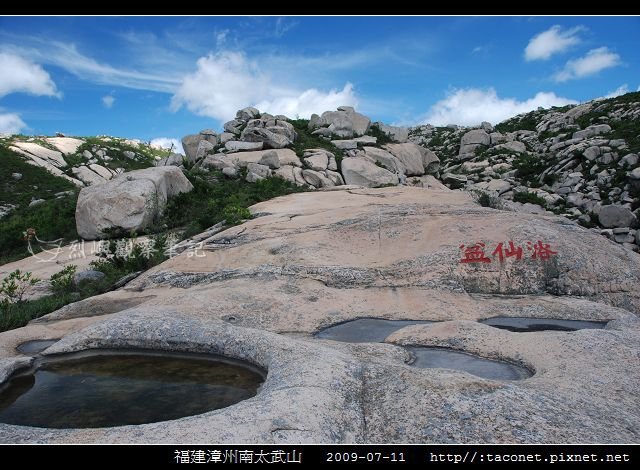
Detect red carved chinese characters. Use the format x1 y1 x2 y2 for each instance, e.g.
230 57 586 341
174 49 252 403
492 241 523 262
459 240 557 264
459 242 491 264
527 240 558 260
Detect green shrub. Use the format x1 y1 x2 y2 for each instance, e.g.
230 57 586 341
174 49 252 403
366 124 393 145
0 293 76 332
222 205 251 225
513 191 547 207
288 119 345 169
512 153 547 185
161 170 304 234
0 270 39 306
50 265 77 295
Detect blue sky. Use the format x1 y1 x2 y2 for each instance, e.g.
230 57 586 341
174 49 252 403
0 16 638 152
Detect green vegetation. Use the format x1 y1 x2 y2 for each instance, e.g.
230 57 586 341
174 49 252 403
0 145 80 264
512 153 547 187
0 235 170 332
513 191 547 207
0 144 76 208
366 124 393 145
0 270 38 306
470 190 501 209
0 291 77 332
495 114 539 134
288 119 346 170
50 264 77 295
161 168 306 238
69 137 160 176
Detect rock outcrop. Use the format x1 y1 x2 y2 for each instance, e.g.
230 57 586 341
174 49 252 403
409 91 640 252
75 167 193 240
2 186 639 444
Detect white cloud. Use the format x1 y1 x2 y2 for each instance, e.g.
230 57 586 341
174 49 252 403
524 25 584 61
554 47 621 82
0 52 60 98
604 84 629 99
2 41 181 93
255 84 357 119
215 30 229 47
150 137 184 155
0 112 27 135
102 95 115 108
171 51 358 122
421 87 576 127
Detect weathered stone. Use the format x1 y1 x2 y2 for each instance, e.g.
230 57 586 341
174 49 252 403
225 141 264 153
72 270 106 288
222 167 238 178
246 163 271 179
155 153 184 167
224 119 244 135
303 153 328 171
45 137 84 155
583 146 601 161
325 170 345 186
341 157 399 187
493 141 526 153
240 128 291 149
572 124 612 141
363 147 405 175
302 169 333 188
459 129 490 155
88 164 113 180
257 150 281 169
75 167 193 240
489 132 507 145
373 123 409 143
273 165 296 184
28 199 45 207
181 134 202 162
71 166 106 186
314 107 371 138
598 205 638 229
236 107 260 121
384 143 428 176
12 142 67 168
331 140 358 150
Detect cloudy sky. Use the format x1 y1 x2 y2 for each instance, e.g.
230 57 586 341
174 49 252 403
0 16 638 151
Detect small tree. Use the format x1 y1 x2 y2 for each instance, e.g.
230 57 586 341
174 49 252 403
0 270 39 313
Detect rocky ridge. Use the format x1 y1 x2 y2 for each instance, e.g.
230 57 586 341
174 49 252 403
409 92 640 252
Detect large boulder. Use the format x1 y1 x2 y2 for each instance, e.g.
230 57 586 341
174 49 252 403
311 107 371 138
459 129 490 155
75 167 193 240
240 128 291 149
572 124 612 141
373 123 409 143
384 143 440 176
341 157 399 187
363 147 405 175
598 205 638 229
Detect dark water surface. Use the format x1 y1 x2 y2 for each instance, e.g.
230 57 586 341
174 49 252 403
407 347 532 381
480 317 607 332
0 351 265 428
315 318 435 343
16 339 59 355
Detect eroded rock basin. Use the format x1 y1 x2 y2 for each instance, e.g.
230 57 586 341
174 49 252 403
480 317 608 332
315 318 435 343
407 347 532 381
16 339 59 355
0 350 265 429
